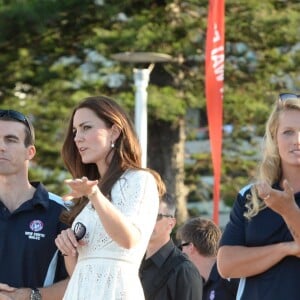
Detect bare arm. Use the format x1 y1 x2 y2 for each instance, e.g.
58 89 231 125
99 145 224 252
63 253 78 276
0 279 69 300
0 285 15 300
89 187 140 249
39 279 69 300
55 229 79 275
0 293 13 300
63 177 142 249
217 241 300 278
283 207 300 244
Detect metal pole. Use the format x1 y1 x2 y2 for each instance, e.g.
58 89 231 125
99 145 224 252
133 67 152 167
111 53 172 168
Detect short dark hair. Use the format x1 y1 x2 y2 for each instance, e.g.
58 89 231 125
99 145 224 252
23 119 35 146
0 110 35 146
160 193 176 216
177 217 221 257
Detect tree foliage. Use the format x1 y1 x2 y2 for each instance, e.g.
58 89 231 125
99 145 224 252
0 0 299 207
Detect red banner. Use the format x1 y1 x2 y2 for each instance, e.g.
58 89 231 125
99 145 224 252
205 0 225 225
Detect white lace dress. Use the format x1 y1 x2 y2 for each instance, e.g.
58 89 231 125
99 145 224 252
63 169 159 300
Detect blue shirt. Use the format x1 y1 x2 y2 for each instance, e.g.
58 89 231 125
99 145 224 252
0 182 68 288
203 263 238 300
220 183 300 300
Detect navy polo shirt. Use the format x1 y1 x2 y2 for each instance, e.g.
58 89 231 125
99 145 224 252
220 183 300 300
0 182 68 288
203 262 238 300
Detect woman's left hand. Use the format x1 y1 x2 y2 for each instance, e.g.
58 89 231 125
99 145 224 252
256 179 296 216
55 228 79 257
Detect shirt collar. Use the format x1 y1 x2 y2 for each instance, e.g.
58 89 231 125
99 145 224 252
30 182 50 209
148 239 174 268
205 262 219 284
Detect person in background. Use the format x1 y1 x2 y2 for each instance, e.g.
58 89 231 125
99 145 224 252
0 110 68 300
176 217 238 300
217 93 300 300
55 95 162 300
139 193 203 300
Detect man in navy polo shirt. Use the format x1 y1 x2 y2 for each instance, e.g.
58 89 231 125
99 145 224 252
0 110 68 300
177 217 239 300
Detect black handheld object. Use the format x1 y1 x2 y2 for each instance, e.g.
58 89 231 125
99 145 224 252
73 222 86 241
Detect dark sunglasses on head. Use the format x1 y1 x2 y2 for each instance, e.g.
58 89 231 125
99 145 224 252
156 213 174 222
279 93 300 102
178 242 191 251
0 109 32 135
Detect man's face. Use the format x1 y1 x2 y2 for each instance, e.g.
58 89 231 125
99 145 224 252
149 202 176 245
0 120 35 176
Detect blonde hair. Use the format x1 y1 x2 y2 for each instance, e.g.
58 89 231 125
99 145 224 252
245 96 300 219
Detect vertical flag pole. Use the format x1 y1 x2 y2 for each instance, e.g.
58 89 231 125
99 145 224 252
205 0 225 225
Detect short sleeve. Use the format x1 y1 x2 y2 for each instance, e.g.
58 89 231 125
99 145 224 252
112 170 159 238
220 185 251 247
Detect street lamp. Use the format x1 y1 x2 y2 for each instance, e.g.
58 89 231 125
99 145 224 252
111 52 173 167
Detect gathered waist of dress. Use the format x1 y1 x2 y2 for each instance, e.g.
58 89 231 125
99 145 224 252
77 252 140 266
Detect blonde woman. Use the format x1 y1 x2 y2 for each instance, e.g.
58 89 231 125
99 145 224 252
218 93 300 300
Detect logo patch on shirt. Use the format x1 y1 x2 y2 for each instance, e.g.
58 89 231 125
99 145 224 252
209 290 215 300
30 220 44 232
25 220 46 240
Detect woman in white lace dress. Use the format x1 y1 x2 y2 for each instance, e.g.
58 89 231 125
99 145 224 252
55 96 163 300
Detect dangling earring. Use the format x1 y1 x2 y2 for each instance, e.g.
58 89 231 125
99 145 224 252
111 141 115 148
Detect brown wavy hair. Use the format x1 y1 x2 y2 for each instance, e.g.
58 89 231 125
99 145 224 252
60 95 165 225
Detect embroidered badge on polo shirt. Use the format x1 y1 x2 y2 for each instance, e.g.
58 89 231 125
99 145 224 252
209 290 215 300
25 220 46 240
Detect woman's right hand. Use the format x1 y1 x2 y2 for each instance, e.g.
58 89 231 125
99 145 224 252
55 228 79 257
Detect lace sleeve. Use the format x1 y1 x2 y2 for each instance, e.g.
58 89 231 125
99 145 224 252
112 170 159 236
